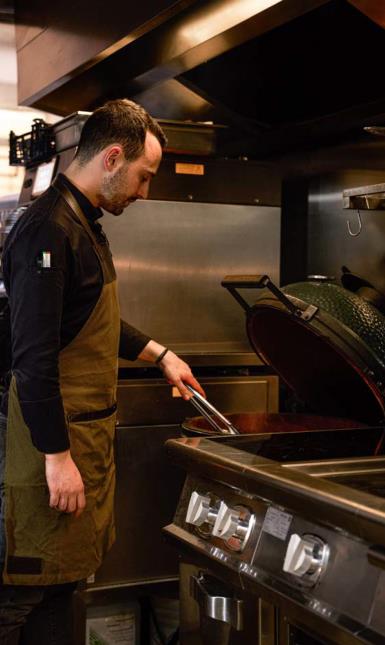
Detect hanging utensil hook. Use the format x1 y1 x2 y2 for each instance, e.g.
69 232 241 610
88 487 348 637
347 209 362 237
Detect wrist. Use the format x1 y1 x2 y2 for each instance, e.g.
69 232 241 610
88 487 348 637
155 347 169 366
45 449 70 462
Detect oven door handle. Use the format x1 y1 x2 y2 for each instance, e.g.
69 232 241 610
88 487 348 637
190 574 243 630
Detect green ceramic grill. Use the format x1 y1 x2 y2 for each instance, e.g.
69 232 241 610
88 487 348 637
222 275 385 425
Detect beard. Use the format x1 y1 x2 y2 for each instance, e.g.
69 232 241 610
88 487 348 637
97 167 135 215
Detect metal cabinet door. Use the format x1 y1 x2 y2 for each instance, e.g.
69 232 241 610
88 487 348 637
180 562 276 645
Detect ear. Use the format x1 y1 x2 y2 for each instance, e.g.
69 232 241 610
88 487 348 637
103 145 124 172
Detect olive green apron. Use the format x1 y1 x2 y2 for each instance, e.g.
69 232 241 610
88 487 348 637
2 183 120 585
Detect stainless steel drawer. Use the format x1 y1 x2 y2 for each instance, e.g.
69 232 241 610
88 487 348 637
116 375 279 426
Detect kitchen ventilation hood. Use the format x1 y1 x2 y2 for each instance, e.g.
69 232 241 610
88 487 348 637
14 0 385 157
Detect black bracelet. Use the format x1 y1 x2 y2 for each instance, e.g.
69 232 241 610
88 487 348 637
155 348 169 365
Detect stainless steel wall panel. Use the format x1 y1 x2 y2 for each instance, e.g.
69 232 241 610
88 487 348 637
307 170 385 290
102 200 281 355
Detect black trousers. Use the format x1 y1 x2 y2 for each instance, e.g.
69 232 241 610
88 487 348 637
0 413 77 645
0 582 77 645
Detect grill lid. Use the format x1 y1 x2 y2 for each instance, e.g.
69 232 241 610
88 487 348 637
222 274 385 424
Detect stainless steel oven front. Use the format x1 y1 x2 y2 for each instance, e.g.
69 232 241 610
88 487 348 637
178 560 361 645
165 434 385 645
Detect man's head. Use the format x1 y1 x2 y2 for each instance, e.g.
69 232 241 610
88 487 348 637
69 99 166 214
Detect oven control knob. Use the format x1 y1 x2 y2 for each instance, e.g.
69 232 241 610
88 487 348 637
283 533 329 580
186 492 212 526
212 501 241 540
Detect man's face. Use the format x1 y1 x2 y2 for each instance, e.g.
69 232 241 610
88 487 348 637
98 131 162 215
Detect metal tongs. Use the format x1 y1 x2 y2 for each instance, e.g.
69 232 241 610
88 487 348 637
186 385 240 435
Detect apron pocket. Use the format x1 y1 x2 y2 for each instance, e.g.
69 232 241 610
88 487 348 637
5 483 103 582
68 403 117 423
68 406 117 488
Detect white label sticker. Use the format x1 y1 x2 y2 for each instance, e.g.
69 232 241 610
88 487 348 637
262 506 292 541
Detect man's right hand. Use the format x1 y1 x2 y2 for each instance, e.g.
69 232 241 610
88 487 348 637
45 450 86 517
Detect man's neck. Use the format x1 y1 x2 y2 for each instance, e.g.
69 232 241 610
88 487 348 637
64 163 99 207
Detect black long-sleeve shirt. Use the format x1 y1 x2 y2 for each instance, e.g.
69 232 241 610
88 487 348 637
1 174 151 453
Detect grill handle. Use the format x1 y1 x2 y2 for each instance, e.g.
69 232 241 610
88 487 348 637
222 274 318 321
190 574 243 630
186 385 239 435
221 274 299 314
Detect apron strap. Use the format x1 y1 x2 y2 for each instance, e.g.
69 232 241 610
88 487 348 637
52 178 104 261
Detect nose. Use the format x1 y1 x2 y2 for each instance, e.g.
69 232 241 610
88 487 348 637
137 182 150 200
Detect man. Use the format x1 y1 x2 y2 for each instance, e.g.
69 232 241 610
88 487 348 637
0 99 204 644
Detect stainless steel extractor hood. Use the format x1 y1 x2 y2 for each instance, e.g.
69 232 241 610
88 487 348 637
14 0 385 157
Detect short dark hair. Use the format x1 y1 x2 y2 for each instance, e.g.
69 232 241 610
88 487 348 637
74 99 167 164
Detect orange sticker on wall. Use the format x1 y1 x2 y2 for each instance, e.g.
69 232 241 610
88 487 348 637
175 163 205 176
